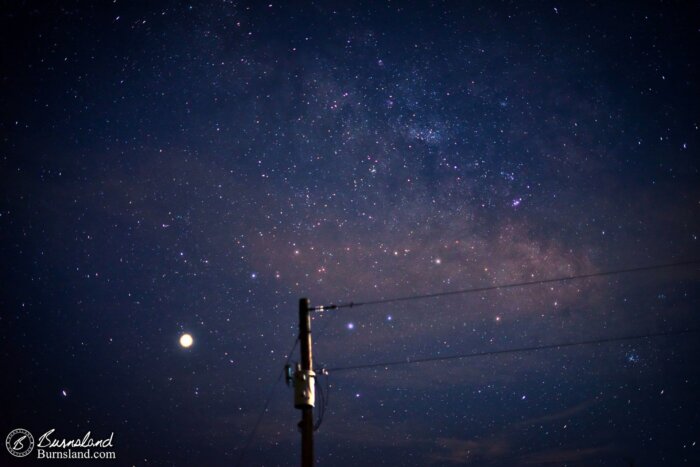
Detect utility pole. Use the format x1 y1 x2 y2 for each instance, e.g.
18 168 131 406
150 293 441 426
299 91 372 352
295 297 315 467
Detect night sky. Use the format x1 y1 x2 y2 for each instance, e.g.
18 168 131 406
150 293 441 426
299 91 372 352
2 1 700 466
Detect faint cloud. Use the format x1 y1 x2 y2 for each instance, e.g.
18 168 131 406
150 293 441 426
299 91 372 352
431 435 510 464
519 445 616 465
514 398 598 428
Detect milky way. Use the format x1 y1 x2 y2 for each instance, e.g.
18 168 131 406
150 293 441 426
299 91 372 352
1 2 699 466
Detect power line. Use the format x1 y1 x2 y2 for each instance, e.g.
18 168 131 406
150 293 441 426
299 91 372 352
314 259 700 312
234 336 298 467
326 328 700 373
313 370 329 431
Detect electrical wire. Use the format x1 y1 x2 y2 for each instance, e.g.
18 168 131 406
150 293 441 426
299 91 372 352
322 372 330 426
311 318 333 431
237 259 699 449
234 336 299 467
313 373 326 431
285 337 300 368
316 259 700 311
325 328 700 373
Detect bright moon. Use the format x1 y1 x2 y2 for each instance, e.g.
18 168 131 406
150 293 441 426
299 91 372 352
179 333 193 348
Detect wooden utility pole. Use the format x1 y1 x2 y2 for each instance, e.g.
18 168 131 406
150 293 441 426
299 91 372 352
296 298 314 467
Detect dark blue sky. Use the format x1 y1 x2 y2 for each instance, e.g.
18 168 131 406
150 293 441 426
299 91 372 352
1 1 699 466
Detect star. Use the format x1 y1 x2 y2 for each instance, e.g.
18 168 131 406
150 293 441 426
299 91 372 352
179 333 194 348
